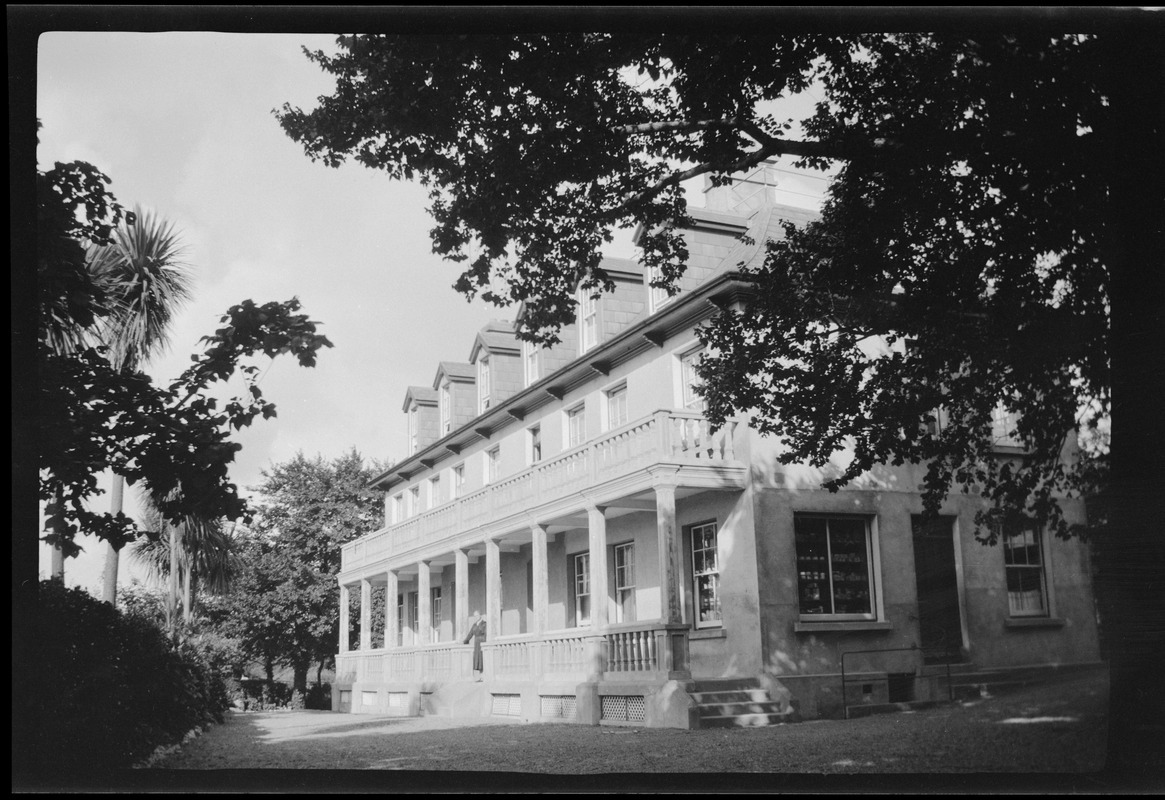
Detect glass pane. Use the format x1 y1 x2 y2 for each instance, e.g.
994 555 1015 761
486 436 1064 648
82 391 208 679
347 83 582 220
794 517 832 615
1007 566 1046 614
696 574 721 623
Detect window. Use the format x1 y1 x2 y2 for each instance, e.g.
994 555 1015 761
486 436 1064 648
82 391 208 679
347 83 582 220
452 464 465 499
428 475 441 509
408 403 419 454
690 522 722 628
1003 524 1048 616
523 340 540 386
408 486 421 517
528 424 543 465
572 552 591 627
485 446 500 484
478 357 491 412
579 290 599 352
605 384 628 430
794 515 877 619
566 403 586 448
390 493 404 524
646 264 674 312
396 594 404 646
431 586 443 636
991 404 1023 448
679 348 705 410
614 543 636 623
408 591 419 641
440 382 452 434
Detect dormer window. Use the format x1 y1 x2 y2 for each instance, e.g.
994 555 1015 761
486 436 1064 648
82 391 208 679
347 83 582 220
478 357 491 412
647 264 674 313
579 290 598 353
408 403 419 454
523 340 540 386
440 382 452 434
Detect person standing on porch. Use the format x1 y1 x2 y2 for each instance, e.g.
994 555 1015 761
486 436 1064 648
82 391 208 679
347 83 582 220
464 611 486 681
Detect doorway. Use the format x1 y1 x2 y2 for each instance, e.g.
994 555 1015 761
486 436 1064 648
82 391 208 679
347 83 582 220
911 516 965 665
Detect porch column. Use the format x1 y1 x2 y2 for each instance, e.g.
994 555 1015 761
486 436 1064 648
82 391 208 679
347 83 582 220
455 549 469 641
360 578 372 651
655 483 683 624
418 561 432 645
532 524 549 634
588 505 609 629
339 583 350 653
385 570 399 649
486 538 501 640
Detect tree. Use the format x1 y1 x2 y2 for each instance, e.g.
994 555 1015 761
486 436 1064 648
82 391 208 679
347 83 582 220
220 450 383 693
277 27 1163 774
85 206 195 604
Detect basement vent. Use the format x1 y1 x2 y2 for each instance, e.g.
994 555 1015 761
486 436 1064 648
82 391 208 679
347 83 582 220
601 695 646 723
540 695 578 719
491 693 522 716
361 691 378 706
387 692 407 708
339 690 352 705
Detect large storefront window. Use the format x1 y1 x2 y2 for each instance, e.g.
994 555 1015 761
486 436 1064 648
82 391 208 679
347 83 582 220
794 515 876 619
691 522 722 628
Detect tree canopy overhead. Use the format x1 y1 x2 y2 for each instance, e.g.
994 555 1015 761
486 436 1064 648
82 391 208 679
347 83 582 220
280 26 1163 773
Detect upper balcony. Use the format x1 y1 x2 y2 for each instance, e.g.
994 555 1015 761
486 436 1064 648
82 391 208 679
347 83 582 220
342 409 744 574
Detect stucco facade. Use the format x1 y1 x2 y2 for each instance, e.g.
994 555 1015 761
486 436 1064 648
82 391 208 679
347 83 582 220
335 173 1101 726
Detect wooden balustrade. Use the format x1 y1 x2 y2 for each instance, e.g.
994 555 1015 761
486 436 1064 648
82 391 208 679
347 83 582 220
341 410 741 572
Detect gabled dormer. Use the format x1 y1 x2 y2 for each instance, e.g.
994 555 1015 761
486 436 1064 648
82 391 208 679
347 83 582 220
402 386 439 455
515 302 577 388
432 361 476 436
469 320 522 413
576 257 648 355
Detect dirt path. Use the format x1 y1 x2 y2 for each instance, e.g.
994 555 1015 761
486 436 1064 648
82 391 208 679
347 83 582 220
146 670 1108 779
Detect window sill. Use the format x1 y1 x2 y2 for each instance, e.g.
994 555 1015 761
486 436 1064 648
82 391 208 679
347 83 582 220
690 628 727 641
794 620 893 634
1004 616 1064 629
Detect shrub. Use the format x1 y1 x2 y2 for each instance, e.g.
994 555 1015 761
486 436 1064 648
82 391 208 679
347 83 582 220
306 683 332 710
16 580 231 774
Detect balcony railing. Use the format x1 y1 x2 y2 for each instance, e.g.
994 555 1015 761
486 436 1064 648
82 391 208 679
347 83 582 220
335 622 690 685
342 410 739 571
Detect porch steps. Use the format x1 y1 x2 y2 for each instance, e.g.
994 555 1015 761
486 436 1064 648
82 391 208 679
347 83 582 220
689 680 799 729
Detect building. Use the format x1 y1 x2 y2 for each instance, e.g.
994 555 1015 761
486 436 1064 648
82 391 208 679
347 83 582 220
333 165 1101 726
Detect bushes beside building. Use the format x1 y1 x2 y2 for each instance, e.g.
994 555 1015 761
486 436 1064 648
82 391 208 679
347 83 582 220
17 580 231 774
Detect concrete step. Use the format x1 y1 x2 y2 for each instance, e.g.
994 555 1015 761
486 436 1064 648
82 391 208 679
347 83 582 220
689 688 776 704
695 700 789 717
699 710 798 728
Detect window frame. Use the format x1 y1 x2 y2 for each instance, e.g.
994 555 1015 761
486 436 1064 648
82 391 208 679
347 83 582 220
451 463 465 500
571 551 591 628
678 346 706 411
523 340 540 387
578 289 599 353
565 402 587 449
408 485 421 518
793 514 882 623
390 493 404 524
427 475 441 510
528 423 543 465
396 593 405 647
439 382 452 435
408 590 419 644
478 356 491 413
1002 522 1050 618
613 541 636 624
604 382 629 431
646 263 675 313
430 586 443 637
689 521 723 630
485 446 500 484
407 403 419 454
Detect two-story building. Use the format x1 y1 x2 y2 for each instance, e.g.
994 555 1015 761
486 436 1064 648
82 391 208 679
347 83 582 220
333 164 1101 727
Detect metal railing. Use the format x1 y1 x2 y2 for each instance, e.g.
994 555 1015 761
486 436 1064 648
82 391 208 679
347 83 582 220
840 644 954 720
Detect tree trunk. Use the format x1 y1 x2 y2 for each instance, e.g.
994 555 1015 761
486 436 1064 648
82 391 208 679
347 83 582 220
316 658 326 689
49 489 65 581
1098 31 1165 778
264 656 275 689
167 523 179 638
100 474 125 605
181 556 193 625
292 662 309 695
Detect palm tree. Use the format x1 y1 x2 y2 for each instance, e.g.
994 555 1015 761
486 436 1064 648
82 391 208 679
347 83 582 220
82 207 193 599
130 492 242 634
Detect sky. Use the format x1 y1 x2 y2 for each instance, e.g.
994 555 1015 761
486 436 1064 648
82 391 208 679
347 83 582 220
34 30 828 595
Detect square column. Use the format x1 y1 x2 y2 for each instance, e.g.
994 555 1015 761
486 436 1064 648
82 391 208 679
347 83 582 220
588 505 609 630
532 524 549 634
360 578 372 650
385 570 399 649
486 538 501 640
655 484 683 624
339 583 350 653
455 549 469 641
418 561 432 645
